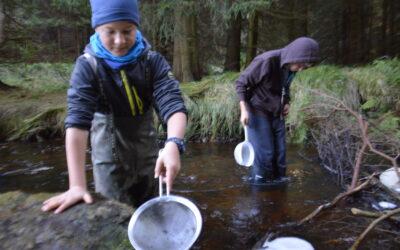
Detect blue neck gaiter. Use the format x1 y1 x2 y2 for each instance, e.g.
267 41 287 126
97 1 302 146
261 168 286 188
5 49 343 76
89 30 145 68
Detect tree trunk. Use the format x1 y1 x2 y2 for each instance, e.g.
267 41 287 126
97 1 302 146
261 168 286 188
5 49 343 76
341 0 363 64
388 0 399 56
150 0 158 51
360 2 371 62
381 0 388 56
0 1 5 46
224 12 241 72
245 11 259 67
334 7 341 63
288 0 308 41
173 2 196 83
302 0 309 36
57 27 62 61
189 13 201 80
75 26 80 57
180 10 194 82
173 8 183 81
287 0 295 41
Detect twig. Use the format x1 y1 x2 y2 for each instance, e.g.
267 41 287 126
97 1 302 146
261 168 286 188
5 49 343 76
350 140 368 190
350 207 400 249
351 208 400 222
306 88 400 187
297 173 377 226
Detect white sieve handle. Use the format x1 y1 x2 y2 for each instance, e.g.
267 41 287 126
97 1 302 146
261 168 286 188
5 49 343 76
159 176 170 197
158 149 171 197
244 125 249 142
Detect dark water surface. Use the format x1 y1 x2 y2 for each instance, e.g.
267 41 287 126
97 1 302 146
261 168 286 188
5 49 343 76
1 140 399 249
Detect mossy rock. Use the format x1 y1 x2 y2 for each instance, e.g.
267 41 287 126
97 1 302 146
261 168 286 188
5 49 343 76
0 191 134 249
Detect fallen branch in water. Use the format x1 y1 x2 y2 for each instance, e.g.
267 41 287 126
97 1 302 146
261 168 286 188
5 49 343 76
350 207 400 250
297 173 377 226
351 208 400 222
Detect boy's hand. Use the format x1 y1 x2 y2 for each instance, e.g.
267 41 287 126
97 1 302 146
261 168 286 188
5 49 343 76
240 109 249 126
154 142 181 192
41 186 93 214
283 104 290 116
239 101 249 126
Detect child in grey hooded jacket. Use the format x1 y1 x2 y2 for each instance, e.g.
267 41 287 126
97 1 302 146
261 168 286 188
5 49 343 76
236 37 319 184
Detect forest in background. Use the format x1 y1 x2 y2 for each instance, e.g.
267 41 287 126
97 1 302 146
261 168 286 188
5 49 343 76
0 0 399 188
1 2 400 247
1 0 400 82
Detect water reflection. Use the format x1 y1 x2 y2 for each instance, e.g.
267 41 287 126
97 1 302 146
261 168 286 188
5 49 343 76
173 143 340 249
1 141 397 249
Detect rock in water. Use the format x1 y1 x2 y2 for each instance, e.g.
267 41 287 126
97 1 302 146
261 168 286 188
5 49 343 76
262 237 314 250
378 201 397 210
379 167 400 192
0 191 134 249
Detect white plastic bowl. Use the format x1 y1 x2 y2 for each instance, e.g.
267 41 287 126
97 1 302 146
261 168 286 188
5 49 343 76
262 237 314 250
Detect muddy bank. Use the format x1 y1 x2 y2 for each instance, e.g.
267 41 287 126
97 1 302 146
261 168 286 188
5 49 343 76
0 87 66 142
0 191 133 249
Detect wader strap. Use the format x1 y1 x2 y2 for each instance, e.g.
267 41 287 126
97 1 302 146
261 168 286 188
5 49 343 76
145 52 151 86
83 53 97 74
84 53 118 160
83 53 110 111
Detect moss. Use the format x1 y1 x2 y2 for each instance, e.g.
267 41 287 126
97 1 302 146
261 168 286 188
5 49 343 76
287 59 400 144
0 191 137 249
349 58 400 113
0 191 25 206
0 63 72 94
8 107 66 141
0 88 66 141
0 60 398 144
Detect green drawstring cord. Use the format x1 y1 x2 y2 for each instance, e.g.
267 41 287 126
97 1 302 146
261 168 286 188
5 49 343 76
120 70 144 116
131 84 144 115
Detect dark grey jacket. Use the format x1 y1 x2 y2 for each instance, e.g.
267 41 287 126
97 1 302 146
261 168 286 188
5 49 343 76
65 40 186 130
236 37 319 116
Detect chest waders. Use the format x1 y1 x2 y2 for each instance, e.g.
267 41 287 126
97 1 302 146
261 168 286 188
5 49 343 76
85 53 158 207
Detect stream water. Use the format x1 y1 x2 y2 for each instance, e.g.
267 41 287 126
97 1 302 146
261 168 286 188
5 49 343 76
0 140 399 249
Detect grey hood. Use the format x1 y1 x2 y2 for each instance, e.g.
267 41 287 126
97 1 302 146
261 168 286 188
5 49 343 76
280 37 320 67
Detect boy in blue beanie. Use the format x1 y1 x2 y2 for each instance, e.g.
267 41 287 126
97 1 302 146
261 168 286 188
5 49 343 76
42 0 187 213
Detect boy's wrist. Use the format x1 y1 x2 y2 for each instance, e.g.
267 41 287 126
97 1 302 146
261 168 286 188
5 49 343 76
69 185 87 191
164 137 185 154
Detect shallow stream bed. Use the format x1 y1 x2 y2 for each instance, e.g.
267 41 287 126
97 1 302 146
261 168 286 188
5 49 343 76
1 141 399 249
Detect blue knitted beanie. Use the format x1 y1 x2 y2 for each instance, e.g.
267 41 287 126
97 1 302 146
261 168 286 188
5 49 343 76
90 0 140 28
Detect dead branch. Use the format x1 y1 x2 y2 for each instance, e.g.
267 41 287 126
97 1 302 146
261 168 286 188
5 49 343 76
351 208 400 222
350 207 400 250
350 141 368 190
306 88 400 188
297 173 377 226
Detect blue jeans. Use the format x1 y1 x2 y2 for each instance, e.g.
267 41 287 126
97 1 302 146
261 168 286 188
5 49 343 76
247 112 286 179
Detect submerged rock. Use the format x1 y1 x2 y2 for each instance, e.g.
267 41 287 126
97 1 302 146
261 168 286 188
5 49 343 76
379 167 400 192
0 191 134 249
